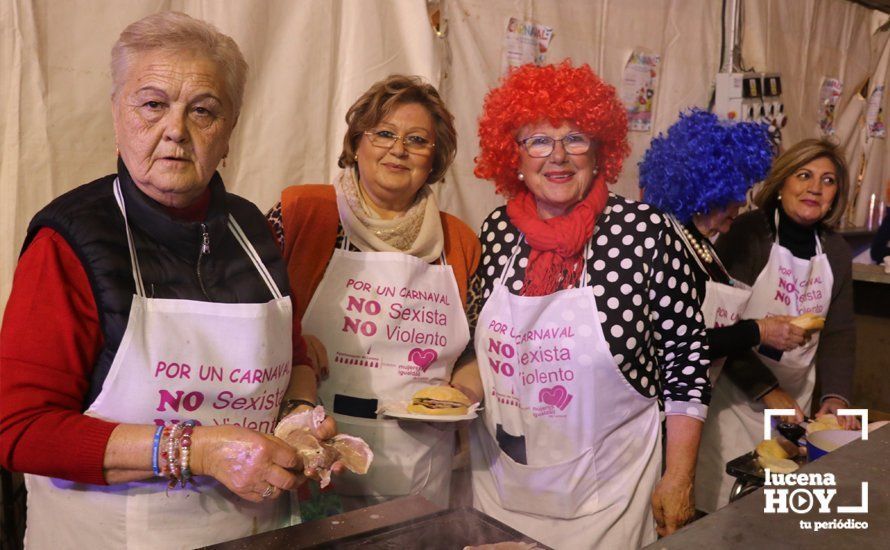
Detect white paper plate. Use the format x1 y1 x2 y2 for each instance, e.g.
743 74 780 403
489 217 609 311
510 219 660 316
382 410 478 422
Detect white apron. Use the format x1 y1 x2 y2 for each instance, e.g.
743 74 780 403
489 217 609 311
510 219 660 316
470 238 661 550
669 216 752 383
24 179 293 549
695 213 833 512
302 236 470 508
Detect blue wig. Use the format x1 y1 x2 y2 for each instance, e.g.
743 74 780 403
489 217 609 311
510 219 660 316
639 109 773 224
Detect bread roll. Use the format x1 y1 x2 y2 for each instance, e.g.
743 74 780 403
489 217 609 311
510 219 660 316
758 454 799 473
814 414 841 428
756 438 791 460
806 414 842 434
790 313 825 331
806 421 830 435
406 385 471 415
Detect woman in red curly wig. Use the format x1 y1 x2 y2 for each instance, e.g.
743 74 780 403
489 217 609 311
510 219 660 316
451 61 710 548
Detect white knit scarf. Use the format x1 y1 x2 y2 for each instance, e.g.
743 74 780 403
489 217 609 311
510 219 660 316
333 167 444 262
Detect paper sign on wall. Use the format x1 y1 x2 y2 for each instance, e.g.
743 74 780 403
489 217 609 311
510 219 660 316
867 85 885 139
620 50 661 132
501 17 554 74
818 78 843 136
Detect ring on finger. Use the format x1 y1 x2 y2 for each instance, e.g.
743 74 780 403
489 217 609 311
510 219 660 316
261 484 275 499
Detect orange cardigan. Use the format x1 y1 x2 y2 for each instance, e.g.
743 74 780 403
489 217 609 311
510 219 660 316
280 184 481 320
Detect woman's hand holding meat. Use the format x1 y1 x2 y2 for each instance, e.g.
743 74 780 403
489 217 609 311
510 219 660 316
192 426 304 503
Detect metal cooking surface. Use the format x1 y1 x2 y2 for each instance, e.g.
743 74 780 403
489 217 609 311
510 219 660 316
310 507 550 549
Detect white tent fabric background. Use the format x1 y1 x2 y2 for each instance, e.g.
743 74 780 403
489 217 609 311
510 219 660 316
1 0 886 315
438 0 724 230
742 1 889 228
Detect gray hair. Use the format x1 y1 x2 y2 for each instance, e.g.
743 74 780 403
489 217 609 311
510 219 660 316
111 12 248 115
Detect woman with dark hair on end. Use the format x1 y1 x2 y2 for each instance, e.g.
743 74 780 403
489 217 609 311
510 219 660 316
692 138 859 512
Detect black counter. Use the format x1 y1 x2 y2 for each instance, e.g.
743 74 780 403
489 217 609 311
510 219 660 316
645 425 889 549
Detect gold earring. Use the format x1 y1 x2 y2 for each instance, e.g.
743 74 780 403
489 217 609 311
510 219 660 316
354 154 358 161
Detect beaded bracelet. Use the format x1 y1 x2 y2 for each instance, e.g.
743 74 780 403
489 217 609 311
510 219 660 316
153 420 200 490
179 420 196 488
166 423 183 489
151 424 165 477
158 425 173 478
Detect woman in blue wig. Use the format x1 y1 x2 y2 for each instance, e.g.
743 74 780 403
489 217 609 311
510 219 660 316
640 110 806 375
640 110 811 512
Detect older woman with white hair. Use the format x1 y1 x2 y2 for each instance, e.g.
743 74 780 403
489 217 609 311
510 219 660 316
0 12 330 548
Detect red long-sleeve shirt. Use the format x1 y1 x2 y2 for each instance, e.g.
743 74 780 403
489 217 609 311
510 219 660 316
1 199 309 484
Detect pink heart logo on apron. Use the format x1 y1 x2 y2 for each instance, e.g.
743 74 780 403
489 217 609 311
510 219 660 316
539 385 573 410
408 348 438 371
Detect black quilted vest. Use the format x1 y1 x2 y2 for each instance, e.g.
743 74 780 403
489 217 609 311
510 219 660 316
23 160 291 406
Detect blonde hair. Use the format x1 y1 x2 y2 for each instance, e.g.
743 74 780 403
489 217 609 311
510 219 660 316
753 139 849 228
338 75 457 185
111 12 248 115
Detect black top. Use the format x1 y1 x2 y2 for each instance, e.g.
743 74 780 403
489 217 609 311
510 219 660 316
467 194 712 417
714 207 856 403
683 222 762 358
775 207 818 258
681 222 777 400
693 208 839 401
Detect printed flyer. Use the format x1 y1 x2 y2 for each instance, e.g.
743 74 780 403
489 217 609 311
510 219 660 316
620 50 660 132
501 17 554 74
866 85 885 139
818 78 843 136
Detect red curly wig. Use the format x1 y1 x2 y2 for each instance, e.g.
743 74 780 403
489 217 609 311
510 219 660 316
474 61 630 197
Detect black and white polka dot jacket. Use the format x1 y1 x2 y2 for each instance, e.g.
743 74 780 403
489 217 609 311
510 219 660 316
466 194 712 420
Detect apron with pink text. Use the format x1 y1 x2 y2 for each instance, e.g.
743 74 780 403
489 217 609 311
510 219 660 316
669 215 752 383
302 236 470 508
24 179 293 549
470 237 661 550
695 212 833 512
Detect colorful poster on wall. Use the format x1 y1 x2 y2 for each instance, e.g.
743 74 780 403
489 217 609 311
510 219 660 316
818 78 843 136
501 17 554 75
620 50 661 132
867 85 886 139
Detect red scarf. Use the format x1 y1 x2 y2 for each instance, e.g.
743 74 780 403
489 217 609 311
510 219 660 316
506 173 608 296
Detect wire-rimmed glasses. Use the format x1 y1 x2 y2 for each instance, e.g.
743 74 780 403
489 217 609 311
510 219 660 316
363 130 436 155
516 133 592 158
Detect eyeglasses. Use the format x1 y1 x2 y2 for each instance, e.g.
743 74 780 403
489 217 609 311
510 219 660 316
363 130 436 155
516 133 592 158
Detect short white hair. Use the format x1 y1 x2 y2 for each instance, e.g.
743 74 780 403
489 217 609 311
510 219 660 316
111 11 248 115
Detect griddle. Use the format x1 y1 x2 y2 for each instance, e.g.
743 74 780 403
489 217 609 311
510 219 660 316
307 507 550 549
203 496 550 550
